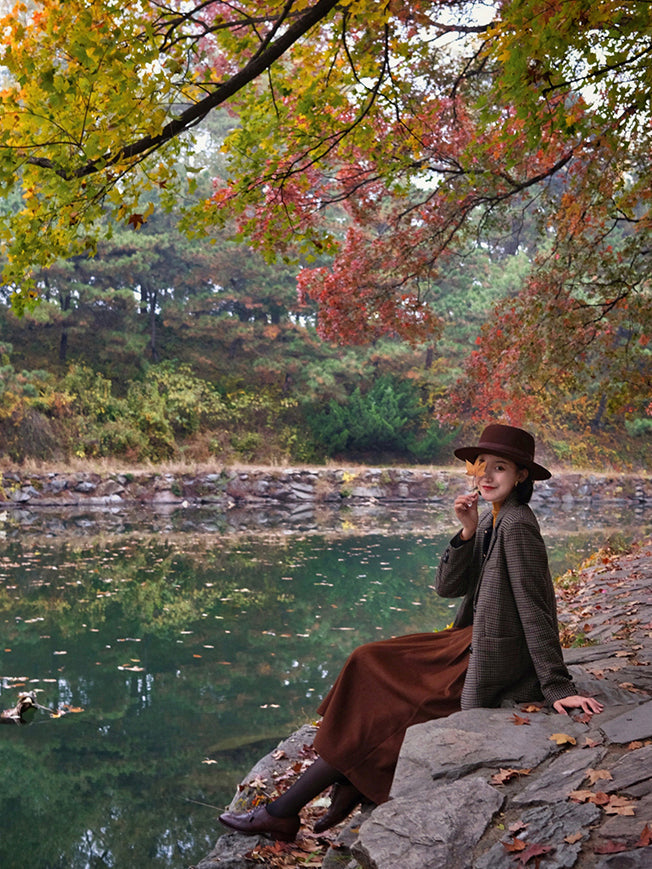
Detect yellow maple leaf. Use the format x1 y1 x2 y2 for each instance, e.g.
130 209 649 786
550 733 577 746
465 458 487 491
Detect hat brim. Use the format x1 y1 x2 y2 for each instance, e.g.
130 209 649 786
454 446 551 481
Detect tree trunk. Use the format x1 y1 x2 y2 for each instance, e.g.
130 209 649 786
58 291 71 363
149 289 160 362
590 393 607 433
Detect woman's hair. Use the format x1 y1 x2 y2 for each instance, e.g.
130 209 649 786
515 470 534 504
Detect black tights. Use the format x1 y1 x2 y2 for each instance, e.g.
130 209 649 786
266 756 350 818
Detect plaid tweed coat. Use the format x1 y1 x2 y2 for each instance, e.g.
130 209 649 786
435 492 576 710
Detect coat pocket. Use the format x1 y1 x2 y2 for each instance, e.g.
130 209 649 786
473 634 529 686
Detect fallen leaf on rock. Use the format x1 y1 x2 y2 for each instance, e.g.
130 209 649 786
564 831 584 844
569 790 603 804
246 774 268 790
568 790 609 806
508 821 529 834
636 823 652 847
294 839 323 855
502 837 528 853
604 795 636 816
520 704 543 713
618 682 648 695
517 843 554 864
569 790 636 814
585 768 613 786
550 733 577 746
512 713 531 726
594 841 630 854
491 768 532 785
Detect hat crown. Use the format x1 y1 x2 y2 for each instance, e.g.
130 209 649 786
477 424 535 462
453 423 551 480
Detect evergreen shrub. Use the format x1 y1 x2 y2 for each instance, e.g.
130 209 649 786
305 375 453 461
625 417 652 438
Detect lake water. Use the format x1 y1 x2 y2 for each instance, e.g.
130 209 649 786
0 500 649 868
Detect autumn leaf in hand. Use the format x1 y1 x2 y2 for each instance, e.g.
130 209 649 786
465 458 486 492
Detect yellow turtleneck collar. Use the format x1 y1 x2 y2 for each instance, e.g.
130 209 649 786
492 501 504 526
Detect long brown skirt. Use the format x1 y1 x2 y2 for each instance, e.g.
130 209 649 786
313 625 473 806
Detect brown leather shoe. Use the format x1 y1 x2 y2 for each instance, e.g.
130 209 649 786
219 804 300 842
313 782 362 834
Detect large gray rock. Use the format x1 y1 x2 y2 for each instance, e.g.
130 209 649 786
604 744 652 798
600 700 652 744
194 833 260 869
352 777 503 869
475 801 602 869
391 708 590 797
513 745 605 805
594 848 652 868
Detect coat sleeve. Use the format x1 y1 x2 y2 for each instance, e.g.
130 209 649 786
435 527 486 630
502 514 577 705
434 531 476 598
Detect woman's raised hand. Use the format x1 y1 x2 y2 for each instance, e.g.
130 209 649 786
454 492 479 541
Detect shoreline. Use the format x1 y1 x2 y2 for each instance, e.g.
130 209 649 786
2 465 650 509
0 467 649 548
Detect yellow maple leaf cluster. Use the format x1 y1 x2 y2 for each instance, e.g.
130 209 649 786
465 458 487 491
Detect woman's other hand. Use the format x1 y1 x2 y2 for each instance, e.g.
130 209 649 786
553 695 604 716
454 492 479 541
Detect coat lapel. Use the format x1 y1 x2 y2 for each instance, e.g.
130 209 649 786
474 493 518 600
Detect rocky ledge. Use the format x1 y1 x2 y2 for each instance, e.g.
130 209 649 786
1 468 650 541
194 539 652 869
2 466 651 511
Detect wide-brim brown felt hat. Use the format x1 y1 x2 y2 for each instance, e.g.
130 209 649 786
454 423 551 481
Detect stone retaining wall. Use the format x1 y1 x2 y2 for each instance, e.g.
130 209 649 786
1 467 650 510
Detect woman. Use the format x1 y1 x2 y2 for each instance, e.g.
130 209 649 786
219 424 603 842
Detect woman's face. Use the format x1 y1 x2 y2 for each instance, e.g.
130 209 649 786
477 453 528 503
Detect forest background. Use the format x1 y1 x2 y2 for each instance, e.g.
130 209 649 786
0 1 650 472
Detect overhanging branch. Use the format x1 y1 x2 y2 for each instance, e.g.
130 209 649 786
26 0 340 181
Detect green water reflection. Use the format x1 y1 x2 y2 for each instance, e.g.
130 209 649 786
0 515 647 868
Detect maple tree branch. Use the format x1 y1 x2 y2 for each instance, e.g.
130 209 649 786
24 0 340 181
450 39 490 103
235 16 392 208
152 0 300 52
540 41 652 98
